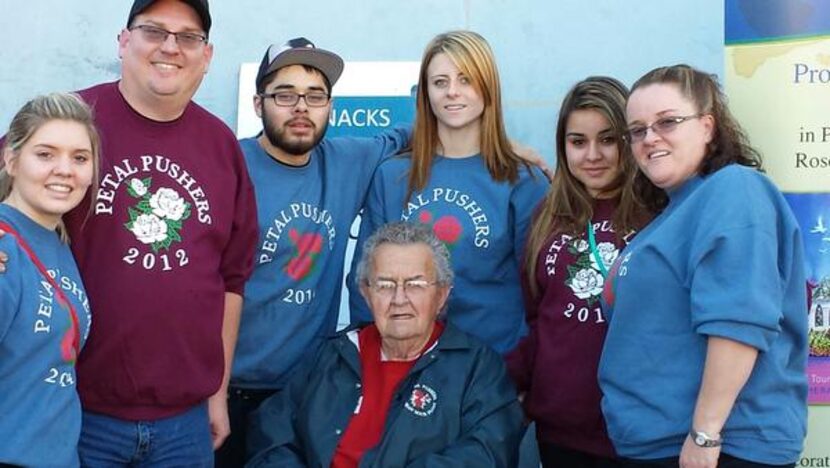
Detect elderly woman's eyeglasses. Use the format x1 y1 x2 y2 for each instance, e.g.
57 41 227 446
367 279 439 298
626 114 704 143
129 25 207 50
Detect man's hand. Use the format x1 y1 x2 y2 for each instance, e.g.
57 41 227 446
679 434 720 468
0 228 7 273
208 389 231 450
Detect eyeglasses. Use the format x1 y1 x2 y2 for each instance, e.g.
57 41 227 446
260 91 331 108
367 279 439 298
626 114 704 143
129 24 207 50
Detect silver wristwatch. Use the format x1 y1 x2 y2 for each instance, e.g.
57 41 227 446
689 429 722 448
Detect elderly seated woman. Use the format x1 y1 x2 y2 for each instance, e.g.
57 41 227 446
247 221 523 467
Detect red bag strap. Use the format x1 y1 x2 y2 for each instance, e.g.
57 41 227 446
0 221 81 360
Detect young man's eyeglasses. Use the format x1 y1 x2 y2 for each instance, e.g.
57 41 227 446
367 279 439 298
626 114 704 143
260 91 331 108
129 25 207 50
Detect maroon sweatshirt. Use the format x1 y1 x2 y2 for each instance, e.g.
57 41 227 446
506 198 628 457
67 82 258 420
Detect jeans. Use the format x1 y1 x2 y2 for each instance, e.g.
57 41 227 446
619 453 795 468
78 404 212 467
214 387 278 468
539 441 620 468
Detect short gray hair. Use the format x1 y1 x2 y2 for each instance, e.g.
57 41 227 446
356 221 453 286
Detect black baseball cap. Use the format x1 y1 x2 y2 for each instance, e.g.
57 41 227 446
127 0 211 34
255 38 344 91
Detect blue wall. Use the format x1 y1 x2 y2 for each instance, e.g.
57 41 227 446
0 0 724 162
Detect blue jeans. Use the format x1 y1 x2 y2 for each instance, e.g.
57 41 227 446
619 454 795 468
78 404 212 467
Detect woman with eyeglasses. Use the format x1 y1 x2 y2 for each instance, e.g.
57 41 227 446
348 30 548 357
506 76 650 468
598 64 808 468
0 93 99 467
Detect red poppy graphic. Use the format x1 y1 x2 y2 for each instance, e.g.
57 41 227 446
284 229 324 281
432 216 462 244
285 255 314 281
60 327 77 364
289 228 323 255
602 257 622 308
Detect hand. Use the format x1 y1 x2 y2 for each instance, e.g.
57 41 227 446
679 434 720 468
207 389 231 450
510 140 553 181
0 228 6 273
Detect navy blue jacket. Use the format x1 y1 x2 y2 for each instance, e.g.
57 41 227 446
247 322 523 467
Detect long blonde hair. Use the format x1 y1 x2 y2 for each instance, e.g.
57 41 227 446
407 30 530 203
1 93 101 240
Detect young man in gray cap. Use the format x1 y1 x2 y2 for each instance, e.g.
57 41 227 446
66 0 257 464
214 37 411 466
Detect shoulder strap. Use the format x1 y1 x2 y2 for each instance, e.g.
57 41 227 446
587 220 609 278
0 221 81 361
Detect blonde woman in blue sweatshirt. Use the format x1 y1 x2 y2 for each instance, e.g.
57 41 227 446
349 30 548 355
0 93 99 467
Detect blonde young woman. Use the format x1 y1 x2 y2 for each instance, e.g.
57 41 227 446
0 93 99 467
349 30 548 355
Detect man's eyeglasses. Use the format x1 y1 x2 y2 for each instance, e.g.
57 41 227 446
626 114 704 143
129 24 207 50
367 279 439 298
260 91 331 108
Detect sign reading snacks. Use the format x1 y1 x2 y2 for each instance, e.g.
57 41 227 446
237 61 418 138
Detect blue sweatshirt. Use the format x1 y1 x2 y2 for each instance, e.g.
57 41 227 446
0 204 91 467
234 129 408 389
348 154 548 354
598 165 808 464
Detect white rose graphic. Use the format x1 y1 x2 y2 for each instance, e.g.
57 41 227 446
590 242 619 272
129 178 148 197
150 188 186 221
130 214 169 244
567 268 604 299
573 239 589 253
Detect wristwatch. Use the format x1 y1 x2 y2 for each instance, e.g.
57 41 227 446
689 429 722 448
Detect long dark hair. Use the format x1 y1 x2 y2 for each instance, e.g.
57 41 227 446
524 76 647 299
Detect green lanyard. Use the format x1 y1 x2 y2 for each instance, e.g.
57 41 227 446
587 220 609 278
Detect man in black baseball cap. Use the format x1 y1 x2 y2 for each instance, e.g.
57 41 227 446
68 0 258 465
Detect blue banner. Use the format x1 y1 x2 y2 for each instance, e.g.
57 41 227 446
725 0 830 44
